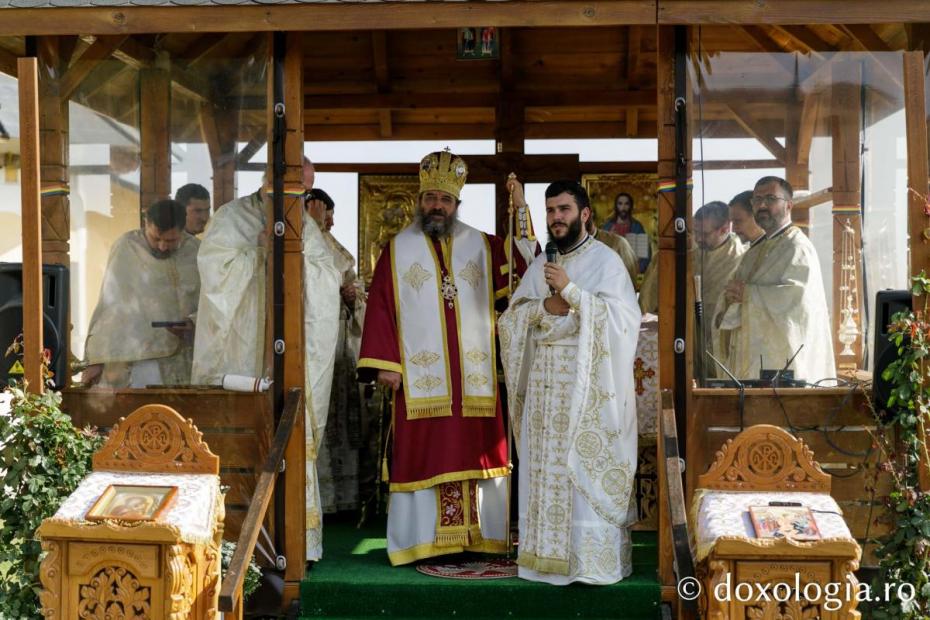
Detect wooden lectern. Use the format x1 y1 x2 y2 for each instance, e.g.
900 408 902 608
37 404 225 618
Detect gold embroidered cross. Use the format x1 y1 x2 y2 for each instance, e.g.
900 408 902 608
633 357 655 396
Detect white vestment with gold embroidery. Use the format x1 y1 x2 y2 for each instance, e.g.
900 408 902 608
303 215 342 561
499 237 641 585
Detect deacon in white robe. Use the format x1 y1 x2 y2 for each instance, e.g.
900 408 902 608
188 160 341 560
715 177 835 381
314 190 368 514
499 180 641 585
83 199 199 388
693 202 744 376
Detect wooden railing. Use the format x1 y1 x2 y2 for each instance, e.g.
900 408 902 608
660 391 697 619
219 387 303 616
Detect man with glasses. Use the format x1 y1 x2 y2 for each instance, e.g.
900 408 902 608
358 150 527 566
714 176 835 382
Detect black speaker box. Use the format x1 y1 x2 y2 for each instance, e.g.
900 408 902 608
872 289 912 416
0 263 69 389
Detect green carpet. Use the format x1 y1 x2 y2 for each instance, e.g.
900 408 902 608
300 518 660 619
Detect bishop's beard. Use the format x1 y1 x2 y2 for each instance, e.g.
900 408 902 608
418 207 458 239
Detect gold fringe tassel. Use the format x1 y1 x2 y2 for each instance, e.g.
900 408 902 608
406 403 453 420
434 528 471 548
462 404 496 418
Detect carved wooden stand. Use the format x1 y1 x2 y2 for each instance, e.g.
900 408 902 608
693 425 862 620
37 404 225 619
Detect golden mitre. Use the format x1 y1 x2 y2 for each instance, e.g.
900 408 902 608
419 150 468 199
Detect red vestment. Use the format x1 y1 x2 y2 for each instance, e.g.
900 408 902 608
358 231 527 491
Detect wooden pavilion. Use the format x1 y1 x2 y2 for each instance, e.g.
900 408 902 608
1 2 929 617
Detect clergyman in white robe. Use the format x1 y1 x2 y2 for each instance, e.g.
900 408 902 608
499 235 641 585
189 182 341 559
715 224 835 381
84 229 200 387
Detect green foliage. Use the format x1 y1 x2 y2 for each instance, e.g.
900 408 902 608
0 385 102 619
220 540 263 600
872 273 930 619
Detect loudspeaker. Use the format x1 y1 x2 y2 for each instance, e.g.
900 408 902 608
872 289 912 416
0 263 69 389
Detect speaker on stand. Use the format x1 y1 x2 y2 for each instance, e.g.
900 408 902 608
0 263 69 389
872 289 912 419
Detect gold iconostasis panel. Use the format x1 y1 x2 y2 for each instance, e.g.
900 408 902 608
582 172 659 245
358 174 419 285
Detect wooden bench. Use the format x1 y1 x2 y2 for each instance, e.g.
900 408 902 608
691 424 861 620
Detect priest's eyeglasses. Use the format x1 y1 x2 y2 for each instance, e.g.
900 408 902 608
750 194 788 207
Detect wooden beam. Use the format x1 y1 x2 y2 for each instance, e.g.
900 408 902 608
655 23 681 594
378 110 393 139
903 51 930 490
830 60 864 370
59 34 128 101
659 1 930 24
771 25 829 59
842 25 891 52
111 35 155 70
279 30 307 607
693 159 782 170
140 56 172 210
175 33 231 67
796 92 820 166
304 89 657 110
37 37 70 270
0 46 18 77
725 103 787 163
625 107 639 138
0 2 656 36
740 25 785 54
18 57 43 393
371 31 389 91
627 25 642 89
792 187 832 211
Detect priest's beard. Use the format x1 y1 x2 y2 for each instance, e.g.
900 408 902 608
418 207 459 239
547 214 584 252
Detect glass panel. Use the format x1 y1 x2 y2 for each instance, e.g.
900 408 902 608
60 34 269 389
0 70 20 263
690 31 907 386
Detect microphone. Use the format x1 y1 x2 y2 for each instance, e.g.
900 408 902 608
545 241 558 264
545 242 558 294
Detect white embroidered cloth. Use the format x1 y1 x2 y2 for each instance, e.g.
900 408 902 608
51 471 221 545
693 490 854 562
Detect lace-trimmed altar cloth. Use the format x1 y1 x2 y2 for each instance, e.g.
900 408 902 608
692 489 854 562
48 471 221 545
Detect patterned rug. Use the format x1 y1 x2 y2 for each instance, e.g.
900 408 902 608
415 558 518 580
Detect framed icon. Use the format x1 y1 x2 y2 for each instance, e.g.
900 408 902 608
85 484 178 522
457 27 498 60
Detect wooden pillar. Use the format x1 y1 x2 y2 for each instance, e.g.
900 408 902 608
830 60 864 371
19 57 44 393
903 51 930 490
495 29 524 237
655 24 683 600
36 37 70 268
36 37 70 388
140 52 172 212
786 91 810 232
200 102 238 208
277 31 307 607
